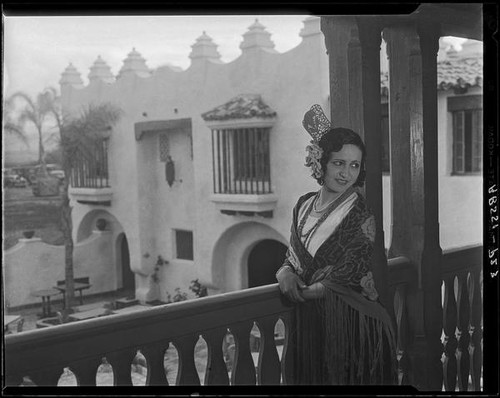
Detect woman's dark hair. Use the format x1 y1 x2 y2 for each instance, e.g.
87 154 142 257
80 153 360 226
316 127 366 187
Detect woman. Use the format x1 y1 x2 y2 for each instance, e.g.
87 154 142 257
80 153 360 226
276 105 397 385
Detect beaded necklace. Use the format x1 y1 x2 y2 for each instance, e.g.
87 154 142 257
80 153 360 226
297 186 355 249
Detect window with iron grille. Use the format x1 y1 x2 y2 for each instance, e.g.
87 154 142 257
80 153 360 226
175 230 193 260
211 127 272 194
448 95 482 174
70 139 110 188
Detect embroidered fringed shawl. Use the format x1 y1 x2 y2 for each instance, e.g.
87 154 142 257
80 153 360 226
284 191 398 385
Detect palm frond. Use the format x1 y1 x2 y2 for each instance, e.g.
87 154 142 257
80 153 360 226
8 91 37 113
3 122 30 146
60 102 122 167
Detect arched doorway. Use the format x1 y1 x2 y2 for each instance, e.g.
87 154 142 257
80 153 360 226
248 240 288 288
120 235 135 291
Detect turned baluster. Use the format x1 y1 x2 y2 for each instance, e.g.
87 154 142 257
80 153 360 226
394 283 410 385
468 268 482 391
456 272 471 391
174 335 201 385
256 315 281 385
141 342 169 386
279 313 295 385
202 328 230 385
230 321 257 385
106 349 138 386
71 357 103 386
442 275 458 391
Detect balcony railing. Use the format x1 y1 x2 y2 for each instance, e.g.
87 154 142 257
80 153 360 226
5 284 294 387
441 245 483 391
5 246 482 390
70 140 110 189
387 245 483 391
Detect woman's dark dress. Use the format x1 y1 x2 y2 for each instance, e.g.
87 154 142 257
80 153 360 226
282 191 398 385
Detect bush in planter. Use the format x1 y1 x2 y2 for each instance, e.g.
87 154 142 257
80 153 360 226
32 175 60 197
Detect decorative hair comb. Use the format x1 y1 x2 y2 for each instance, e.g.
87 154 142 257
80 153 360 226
302 104 331 180
302 104 331 143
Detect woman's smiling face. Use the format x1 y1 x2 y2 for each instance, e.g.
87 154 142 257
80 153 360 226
323 144 362 195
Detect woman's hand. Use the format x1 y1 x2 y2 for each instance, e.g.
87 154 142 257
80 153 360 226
300 282 325 300
277 268 307 303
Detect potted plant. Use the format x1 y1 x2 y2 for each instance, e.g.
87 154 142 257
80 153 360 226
22 230 35 239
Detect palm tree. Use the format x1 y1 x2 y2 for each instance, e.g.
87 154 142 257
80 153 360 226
6 89 59 170
3 96 29 147
47 93 121 312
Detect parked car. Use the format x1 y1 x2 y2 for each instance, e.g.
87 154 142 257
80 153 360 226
12 166 37 185
3 171 28 188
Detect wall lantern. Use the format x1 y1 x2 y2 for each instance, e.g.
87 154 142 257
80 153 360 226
166 156 175 187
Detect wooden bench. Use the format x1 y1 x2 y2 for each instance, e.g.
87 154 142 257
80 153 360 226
55 277 92 307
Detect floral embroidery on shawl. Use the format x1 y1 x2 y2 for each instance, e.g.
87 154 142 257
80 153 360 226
360 271 379 301
361 215 376 243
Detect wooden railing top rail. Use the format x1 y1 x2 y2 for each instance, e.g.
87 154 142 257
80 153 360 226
442 244 482 275
387 256 414 286
5 284 291 376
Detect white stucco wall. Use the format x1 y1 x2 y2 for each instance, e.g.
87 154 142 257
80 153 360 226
4 231 115 308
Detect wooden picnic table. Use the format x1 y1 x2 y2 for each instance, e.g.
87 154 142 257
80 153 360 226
54 282 92 307
32 288 61 318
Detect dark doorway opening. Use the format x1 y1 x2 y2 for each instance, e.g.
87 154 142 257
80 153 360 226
248 240 288 288
121 235 135 291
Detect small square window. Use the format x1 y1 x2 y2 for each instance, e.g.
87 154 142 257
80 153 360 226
175 230 193 260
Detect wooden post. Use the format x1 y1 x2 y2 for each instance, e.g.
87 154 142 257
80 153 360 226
355 17 391 312
384 26 413 260
321 16 354 128
383 21 443 390
417 19 444 391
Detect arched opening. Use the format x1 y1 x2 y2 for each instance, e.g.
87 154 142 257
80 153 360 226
211 221 288 292
118 234 135 292
247 240 288 288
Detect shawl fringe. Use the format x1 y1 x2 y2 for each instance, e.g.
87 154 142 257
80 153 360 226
294 289 398 385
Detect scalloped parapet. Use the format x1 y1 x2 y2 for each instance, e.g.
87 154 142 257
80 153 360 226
299 16 322 38
189 31 221 62
117 48 151 78
59 63 84 87
240 19 276 52
88 56 115 83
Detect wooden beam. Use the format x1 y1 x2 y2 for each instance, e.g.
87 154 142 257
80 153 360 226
134 118 192 141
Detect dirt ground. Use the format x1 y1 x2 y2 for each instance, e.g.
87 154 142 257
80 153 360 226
3 185 64 249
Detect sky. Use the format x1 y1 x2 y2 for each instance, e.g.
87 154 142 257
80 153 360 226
3 15 466 98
